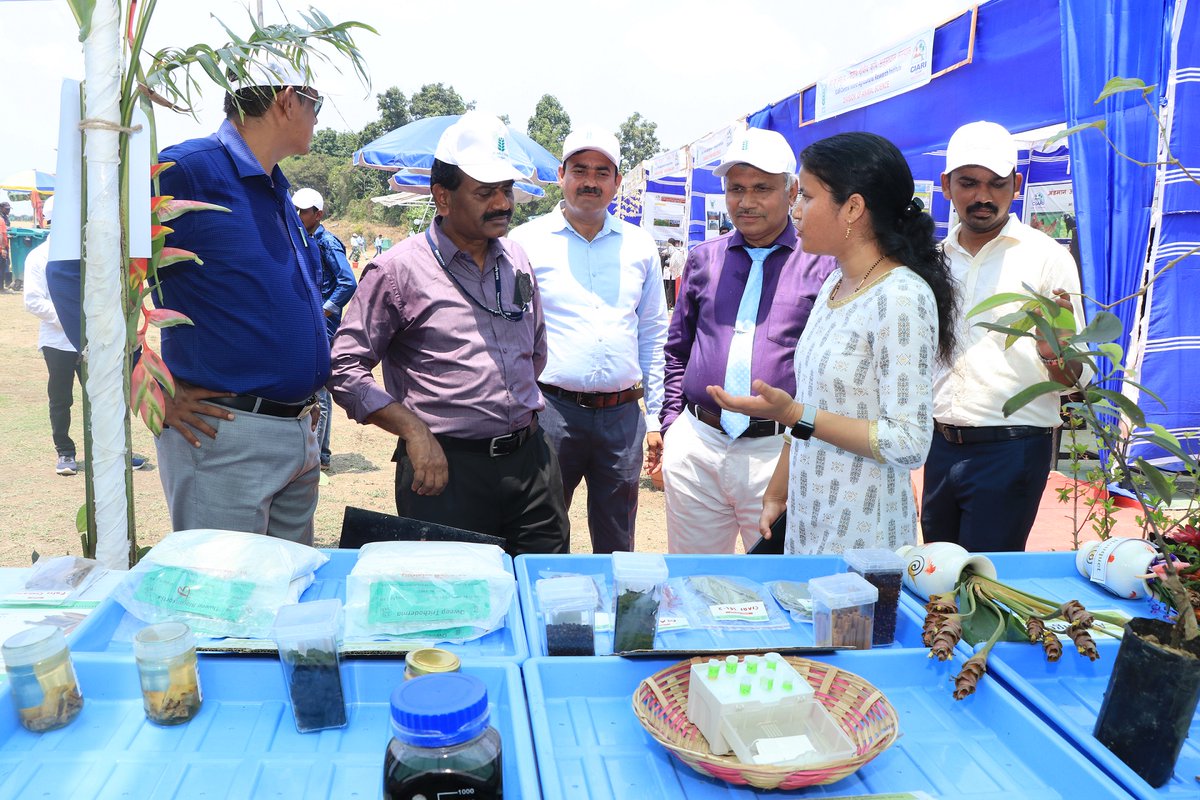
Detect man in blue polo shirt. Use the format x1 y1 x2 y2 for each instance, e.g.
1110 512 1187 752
153 61 329 544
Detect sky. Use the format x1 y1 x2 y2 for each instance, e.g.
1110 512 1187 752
0 0 983 186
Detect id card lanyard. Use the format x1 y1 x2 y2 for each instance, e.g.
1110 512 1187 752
425 228 526 321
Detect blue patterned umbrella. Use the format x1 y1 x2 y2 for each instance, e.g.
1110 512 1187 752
0 169 55 192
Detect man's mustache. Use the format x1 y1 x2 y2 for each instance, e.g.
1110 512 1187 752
484 210 512 222
576 187 602 196
967 202 998 215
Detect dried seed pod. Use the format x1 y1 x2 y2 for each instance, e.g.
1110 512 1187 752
930 624 960 661
953 654 987 700
1060 600 1094 630
1071 627 1099 661
922 614 944 647
1025 617 1046 643
1041 631 1063 662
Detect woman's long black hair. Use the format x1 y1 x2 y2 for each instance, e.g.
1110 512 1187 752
800 132 958 362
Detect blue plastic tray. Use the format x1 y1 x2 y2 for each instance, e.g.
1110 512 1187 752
986 639 1198 799
70 549 528 663
0 655 539 799
516 554 926 656
523 650 1132 799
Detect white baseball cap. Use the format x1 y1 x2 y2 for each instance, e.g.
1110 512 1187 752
561 126 621 170
944 121 1017 177
713 128 797 178
291 187 323 211
43 196 54 220
434 111 528 184
237 59 308 89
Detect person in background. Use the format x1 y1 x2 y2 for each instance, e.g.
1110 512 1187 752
293 187 357 471
922 121 1089 552
0 195 11 292
664 237 686 311
373 233 384 258
152 60 328 544
330 112 569 556
660 128 836 554
509 126 668 553
712 132 957 554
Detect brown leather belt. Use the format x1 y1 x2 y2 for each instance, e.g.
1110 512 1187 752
436 418 540 457
687 402 785 439
934 420 1053 445
538 382 644 409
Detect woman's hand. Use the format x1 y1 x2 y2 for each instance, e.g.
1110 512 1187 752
706 379 800 425
758 495 786 540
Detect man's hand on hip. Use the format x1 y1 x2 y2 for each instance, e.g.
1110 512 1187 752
164 379 236 447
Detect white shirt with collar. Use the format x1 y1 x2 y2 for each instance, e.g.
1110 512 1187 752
934 214 1089 429
23 240 75 353
509 203 669 432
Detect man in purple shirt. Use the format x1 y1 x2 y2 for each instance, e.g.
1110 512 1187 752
661 128 836 553
329 113 569 555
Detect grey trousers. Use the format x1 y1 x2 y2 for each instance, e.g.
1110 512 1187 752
156 407 321 545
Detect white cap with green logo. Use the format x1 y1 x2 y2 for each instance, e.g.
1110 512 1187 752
434 111 528 184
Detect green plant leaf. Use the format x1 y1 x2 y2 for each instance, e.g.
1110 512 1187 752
76 503 88 533
1096 342 1124 363
31 550 39 565
1091 387 1147 427
1072 311 1124 344
1045 121 1106 146
1002 381 1071 417
966 293 1035 317
1121 379 1166 410
1003 315 1037 349
975 321 1032 340
1095 77 1155 102
1136 457 1174 505
65 0 95 41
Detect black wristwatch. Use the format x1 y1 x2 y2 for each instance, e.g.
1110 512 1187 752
790 403 817 441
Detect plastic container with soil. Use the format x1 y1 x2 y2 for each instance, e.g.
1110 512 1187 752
535 575 598 656
809 572 878 650
842 548 905 646
611 552 668 652
272 599 347 732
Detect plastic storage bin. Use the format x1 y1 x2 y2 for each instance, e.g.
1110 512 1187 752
611 552 668 653
720 699 855 767
271 599 346 732
843 548 905 646
536 575 598 656
809 572 877 649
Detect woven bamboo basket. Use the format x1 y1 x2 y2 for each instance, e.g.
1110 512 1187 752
632 655 899 790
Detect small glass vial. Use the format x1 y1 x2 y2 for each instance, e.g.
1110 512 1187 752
2 625 83 732
384 673 502 800
134 621 202 725
404 647 461 681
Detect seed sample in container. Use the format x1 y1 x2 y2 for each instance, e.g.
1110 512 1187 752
612 552 668 652
134 621 202 725
272 599 347 732
535 575 598 656
842 548 905 645
2 626 83 732
809 572 878 650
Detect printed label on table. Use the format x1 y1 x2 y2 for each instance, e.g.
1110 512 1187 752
133 566 254 622
594 611 614 631
710 601 769 622
1 590 72 605
656 615 689 631
1046 609 1130 639
367 579 490 626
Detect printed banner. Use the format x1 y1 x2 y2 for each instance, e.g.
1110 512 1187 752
692 122 743 167
913 180 935 216
642 191 686 242
704 194 731 240
648 148 688 180
814 29 934 122
1023 181 1075 243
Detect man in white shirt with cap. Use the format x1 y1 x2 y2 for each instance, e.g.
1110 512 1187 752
330 112 569 555
509 126 668 553
922 120 1089 552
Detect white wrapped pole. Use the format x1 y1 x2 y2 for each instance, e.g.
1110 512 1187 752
82 0 131 569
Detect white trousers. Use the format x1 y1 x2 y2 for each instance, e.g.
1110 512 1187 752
661 408 784 554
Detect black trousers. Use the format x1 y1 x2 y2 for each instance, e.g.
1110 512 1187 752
42 346 82 456
395 427 570 556
920 430 1055 552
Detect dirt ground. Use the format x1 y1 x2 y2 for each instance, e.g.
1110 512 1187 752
0 271 670 567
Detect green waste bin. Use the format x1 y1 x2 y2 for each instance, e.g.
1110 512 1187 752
380 237 393 251
7 227 49 284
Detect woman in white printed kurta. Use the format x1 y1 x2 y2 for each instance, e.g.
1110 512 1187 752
785 267 936 553
709 132 957 555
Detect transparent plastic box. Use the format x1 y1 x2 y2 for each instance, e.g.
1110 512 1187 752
611 552 668 652
720 698 856 767
842 548 905 646
809 572 878 649
271 598 347 732
535 575 598 656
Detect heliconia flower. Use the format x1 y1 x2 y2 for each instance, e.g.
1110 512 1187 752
128 257 149 285
150 161 174 179
145 308 192 329
156 247 203 268
1171 525 1200 548
126 0 137 44
150 225 173 241
130 361 166 436
151 195 174 213
137 347 175 397
156 199 231 221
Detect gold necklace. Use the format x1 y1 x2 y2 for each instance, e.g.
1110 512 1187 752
833 253 887 297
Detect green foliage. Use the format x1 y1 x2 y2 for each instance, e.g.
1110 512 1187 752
1095 76 1155 102
409 82 472 120
527 94 571 159
376 86 411 131
511 185 562 228
617 112 662 173
310 128 360 160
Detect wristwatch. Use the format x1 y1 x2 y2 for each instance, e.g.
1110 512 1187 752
790 403 818 441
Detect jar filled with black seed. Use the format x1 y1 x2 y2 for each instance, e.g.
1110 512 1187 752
843 548 906 646
271 599 347 733
535 575 597 656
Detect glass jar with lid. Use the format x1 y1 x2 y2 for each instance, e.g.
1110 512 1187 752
2 625 83 732
134 621 203 725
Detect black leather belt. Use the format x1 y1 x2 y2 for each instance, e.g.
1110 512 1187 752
207 394 318 419
436 419 539 457
687 403 785 439
934 420 1053 445
538 382 644 409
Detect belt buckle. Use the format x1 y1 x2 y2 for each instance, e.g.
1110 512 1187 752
297 395 319 419
488 433 515 457
941 425 964 445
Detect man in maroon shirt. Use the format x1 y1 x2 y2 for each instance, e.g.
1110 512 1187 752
661 128 836 553
329 113 569 555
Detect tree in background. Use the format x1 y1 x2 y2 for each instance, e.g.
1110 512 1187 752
617 112 662 173
510 94 571 227
410 82 473 120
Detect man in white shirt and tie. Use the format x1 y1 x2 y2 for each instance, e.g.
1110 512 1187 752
509 127 668 553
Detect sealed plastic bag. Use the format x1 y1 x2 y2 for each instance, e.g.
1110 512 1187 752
112 529 329 638
345 541 514 642
676 575 790 630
